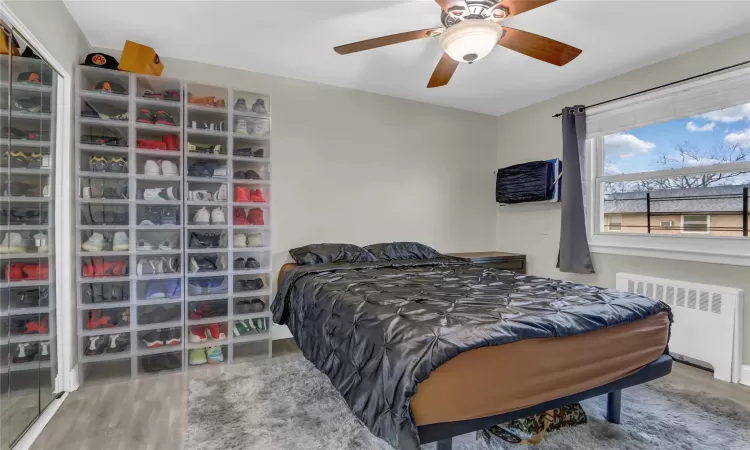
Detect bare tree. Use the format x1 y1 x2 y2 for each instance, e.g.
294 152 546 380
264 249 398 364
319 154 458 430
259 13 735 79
605 141 750 195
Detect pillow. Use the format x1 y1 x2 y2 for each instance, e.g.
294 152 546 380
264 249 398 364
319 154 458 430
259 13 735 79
364 242 441 261
289 243 378 265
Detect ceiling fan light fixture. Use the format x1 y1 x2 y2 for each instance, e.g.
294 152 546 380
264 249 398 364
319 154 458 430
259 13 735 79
439 20 502 63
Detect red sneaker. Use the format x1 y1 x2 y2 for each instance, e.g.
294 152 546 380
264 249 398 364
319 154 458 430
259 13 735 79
137 139 167 150
189 326 207 343
23 263 48 280
235 185 250 203
247 208 264 225
206 323 226 340
233 208 250 225
83 258 105 277
162 135 179 151
249 189 266 203
5 263 25 281
87 311 114 329
25 315 49 334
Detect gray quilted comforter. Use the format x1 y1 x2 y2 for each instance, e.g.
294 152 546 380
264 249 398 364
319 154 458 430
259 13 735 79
271 259 671 449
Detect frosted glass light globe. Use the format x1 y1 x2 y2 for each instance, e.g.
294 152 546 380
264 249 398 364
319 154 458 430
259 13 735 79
439 20 503 63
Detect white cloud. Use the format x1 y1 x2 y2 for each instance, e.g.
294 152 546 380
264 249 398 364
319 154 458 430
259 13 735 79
696 103 750 123
686 121 715 132
604 163 623 174
684 157 723 167
604 132 655 157
725 128 750 147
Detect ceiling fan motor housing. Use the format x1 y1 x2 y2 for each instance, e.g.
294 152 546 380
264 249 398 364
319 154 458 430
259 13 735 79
439 19 504 63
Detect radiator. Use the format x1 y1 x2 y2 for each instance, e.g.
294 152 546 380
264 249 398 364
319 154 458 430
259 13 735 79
616 273 744 383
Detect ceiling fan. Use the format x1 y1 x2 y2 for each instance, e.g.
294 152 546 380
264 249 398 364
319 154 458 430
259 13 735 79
334 0 582 88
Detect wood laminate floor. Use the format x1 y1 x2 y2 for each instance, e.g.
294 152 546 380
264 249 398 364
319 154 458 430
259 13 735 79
30 346 750 450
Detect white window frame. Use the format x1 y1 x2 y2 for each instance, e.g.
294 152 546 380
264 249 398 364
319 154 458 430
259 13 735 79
680 214 710 234
659 220 674 230
585 67 750 267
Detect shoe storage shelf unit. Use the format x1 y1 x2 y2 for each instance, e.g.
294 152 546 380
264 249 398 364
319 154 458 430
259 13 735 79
1 56 58 391
74 67 272 384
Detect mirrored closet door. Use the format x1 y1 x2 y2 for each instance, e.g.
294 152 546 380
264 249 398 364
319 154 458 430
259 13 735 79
0 22 59 450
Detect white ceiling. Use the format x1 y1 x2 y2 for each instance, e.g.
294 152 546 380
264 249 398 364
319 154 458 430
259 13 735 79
63 0 750 116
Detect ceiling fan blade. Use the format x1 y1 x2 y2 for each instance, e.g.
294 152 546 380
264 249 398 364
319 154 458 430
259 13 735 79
498 27 581 66
498 0 557 18
427 53 459 88
334 28 443 55
435 0 469 17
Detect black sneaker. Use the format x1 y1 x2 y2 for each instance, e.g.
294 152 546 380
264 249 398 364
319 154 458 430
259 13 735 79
161 353 181 370
253 148 264 158
233 258 245 270
188 162 211 177
244 278 265 291
90 155 108 172
140 207 162 225
141 330 164 348
190 256 218 273
235 298 265 314
141 355 163 373
163 329 181 346
234 147 253 157
161 207 178 225
14 288 49 308
12 342 38 363
4 150 30 168
189 232 221 249
245 257 260 269
106 333 130 353
84 336 107 356
108 156 128 173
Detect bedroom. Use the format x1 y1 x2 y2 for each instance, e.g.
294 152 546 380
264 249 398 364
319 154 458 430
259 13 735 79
0 0 749 449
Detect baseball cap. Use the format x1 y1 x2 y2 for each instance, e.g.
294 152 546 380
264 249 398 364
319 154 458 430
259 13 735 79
82 53 119 70
95 81 127 95
17 72 51 86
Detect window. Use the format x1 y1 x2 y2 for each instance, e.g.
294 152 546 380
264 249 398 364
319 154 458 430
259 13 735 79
607 214 622 231
585 68 750 266
681 215 710 233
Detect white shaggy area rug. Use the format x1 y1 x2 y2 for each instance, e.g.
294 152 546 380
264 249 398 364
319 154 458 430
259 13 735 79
186 357 750 450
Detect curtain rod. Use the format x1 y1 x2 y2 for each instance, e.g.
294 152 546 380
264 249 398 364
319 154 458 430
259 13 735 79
551 59 750 118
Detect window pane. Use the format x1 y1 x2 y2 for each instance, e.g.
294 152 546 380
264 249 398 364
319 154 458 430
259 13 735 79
603 101 750 175
602 175 749 237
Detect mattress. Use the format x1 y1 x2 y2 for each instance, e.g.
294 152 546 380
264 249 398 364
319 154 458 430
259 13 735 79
411 310 670 425
273 259 672 449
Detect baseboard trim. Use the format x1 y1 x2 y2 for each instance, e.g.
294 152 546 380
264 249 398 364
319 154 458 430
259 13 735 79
12 392 68 450
741 365 750 387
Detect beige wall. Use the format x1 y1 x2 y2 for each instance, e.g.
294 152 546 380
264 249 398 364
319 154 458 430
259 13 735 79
496 32 750 366
605 213 746 237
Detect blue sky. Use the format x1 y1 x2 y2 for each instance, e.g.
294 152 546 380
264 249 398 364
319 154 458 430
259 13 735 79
604 102 750 175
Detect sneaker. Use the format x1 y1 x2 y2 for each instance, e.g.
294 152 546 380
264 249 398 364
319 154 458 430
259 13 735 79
245 257 260 269
212 165 228 178
142 90 163 100
251 99 267 114
235 298 265 314
137 239 155 251
162 135 180 151
189 232 221 249
161 160 178 176
233 208 249 225
137 258 163 275
206 323 227 341
189 348 208 365
166 279 181 297
205 277 228 294
84 336 107 356
163 90 180 102
234 98 247 112
247 233 263 247
235 119 248 134
211 207 225 224
144 160 161 175
141 331 164 348
161 256 180 274
0 232 26 253
33 233 48 252
89 155 108 172
39 341 50 361
233 320 251 336
107 334 129 352
143 187 179 201
188 190 212 201
158 240 174 250
235 185 250 203
109 157 128 173
81 232 105 252
249 189 266 203
164 329 181 346
188 162 211 177
161 208 178 225
137 109 156 124
213 184 228 201
190 256 219 273
193 207 210 225
4 150 30 168
144 281 166 299
233 258 246 270
248 208 264 225
234 233 247 248
154 111 176 126
206 346 224 364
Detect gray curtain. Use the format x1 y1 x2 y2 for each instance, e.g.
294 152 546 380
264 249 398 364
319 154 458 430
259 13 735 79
558 106 595 273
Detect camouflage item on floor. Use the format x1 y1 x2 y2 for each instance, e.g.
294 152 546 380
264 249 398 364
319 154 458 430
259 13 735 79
481 403 587 444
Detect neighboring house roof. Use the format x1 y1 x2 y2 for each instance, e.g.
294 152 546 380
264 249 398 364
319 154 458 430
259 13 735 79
604 184 750 214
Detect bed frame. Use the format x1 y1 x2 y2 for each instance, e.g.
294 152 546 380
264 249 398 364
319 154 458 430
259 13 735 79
420 354 673 449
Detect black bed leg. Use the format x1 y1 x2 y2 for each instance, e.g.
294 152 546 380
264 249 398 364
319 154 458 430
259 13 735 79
607 389 622 424
436 438 452 450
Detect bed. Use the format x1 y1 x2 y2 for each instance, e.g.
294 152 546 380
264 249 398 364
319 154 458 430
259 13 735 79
272 256 672 450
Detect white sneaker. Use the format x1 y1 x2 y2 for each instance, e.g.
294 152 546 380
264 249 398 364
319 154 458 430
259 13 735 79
82 186 91 199
188 257 199 273
213 184 228 201
189 190 211 201
33 233 48 252
233 233 247 248
211 207 225 224
212 165 228 178
42 184 50 197
235 119 248 134
137 239 155 250
113 231 129 251
0 232 26 253
137 258 164 275
81 232 104 252
247 233 263 247
144 160 161 176
41 155 50 169
161 160 178 176
193 207 210 225
158 240 173 250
